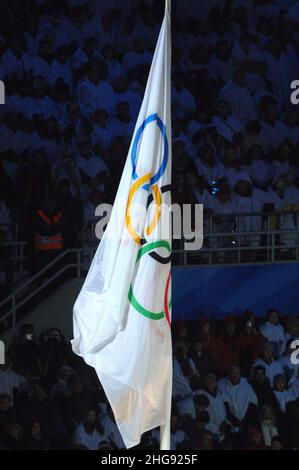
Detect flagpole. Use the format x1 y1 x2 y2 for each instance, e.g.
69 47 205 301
160 0 171 452
165 0 171 16
160 422 171 450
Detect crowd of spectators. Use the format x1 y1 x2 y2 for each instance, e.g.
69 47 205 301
1 308 299 449
1 0 299 451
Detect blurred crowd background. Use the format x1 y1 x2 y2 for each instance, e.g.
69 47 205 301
2 309 299 449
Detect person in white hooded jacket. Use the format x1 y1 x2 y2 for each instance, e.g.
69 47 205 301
260 309 286 357
218 365 258 428
254 342 284 386
273 374 294 412
259 404 279 447
194 373 227 440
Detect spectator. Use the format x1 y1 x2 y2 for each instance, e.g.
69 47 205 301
100 404 125 449
0 361 27 405
197 316 217 353
209 40 234 85
33 39 53 87
90 108 111 152
33 196 64 269
64 376 97 434
24 420 49 450
170 411 187 450
72 36 99 81
212 99 244 143
220 145 243 189
219 69 256 125
194 144 224 191
243 426 268 450
1 34 32 81
246 145 274 190
17 149 53 216
83 190 104 225
9 324 42 379
259 404 279 447
271 436 283 450
212 316 239 375
111 75 141 119
77 61 112 114
273 374 294 413
172 74 196 119
1 422 24 450
193 394 210 418
250 365 279 412
195 373 227 440
25 77 55 121
259 104 289 152
73 407 104 450
254 342 284 386
50 366 75 404
122 36 152 77
40 328 71 386
50 46 73 92
19 383 66 448
110 101 133 138
173 342 196 419
218 365 258 428
197 429 214 450
260 309 286 357
188 338 219 377
0 393 17 442
75 137 108 184
236 310 266 373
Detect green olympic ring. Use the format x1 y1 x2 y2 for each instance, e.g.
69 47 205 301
128 240 171 322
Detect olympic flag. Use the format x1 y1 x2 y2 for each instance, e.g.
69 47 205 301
71 1 172 449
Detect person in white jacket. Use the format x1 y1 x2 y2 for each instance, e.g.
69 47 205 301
194 373 227 440
260 309 286 357
259 404 279 447
0 364 27 406
218 366 258 427
254 342 284 386
273 374 294 412
73 408 104 450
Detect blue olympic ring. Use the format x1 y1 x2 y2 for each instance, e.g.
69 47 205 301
131 113 168 190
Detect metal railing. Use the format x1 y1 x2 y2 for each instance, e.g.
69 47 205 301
5 241 27 274
199 210 299 264
1 223 27 274
0 248 96 332
79 210 299 264
0 210 298 335
0 223 19 242
5 210 297 273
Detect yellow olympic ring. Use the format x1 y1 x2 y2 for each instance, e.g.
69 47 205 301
126 173 162 245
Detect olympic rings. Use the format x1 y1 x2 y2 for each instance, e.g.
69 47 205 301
128 241 171 323
126 114 171 325
126 173 162 245
131 113 168 188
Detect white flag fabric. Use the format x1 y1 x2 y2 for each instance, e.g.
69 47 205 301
71 3 172 449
